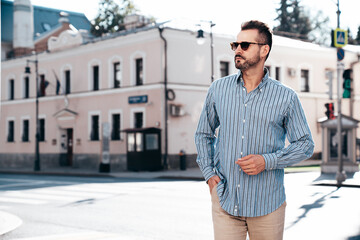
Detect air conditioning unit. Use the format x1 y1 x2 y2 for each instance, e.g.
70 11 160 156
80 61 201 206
288 68 296 77
169 104 185 117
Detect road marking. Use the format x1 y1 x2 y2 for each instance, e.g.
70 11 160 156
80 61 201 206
12 231 121 240
0 196 47 205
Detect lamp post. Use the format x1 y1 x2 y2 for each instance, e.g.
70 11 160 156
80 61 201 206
25 52 40 171
196 20 216 83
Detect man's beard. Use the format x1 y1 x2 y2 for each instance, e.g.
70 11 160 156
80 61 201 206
235 54 261 70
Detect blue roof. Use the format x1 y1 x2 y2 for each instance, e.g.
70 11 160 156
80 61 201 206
1 0 91 43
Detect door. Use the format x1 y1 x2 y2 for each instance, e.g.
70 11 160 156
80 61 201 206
67 128 73 166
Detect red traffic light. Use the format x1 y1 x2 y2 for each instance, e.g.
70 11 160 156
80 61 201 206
325 103 335 119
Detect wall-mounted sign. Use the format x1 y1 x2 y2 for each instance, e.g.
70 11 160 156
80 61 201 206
128 95 148 104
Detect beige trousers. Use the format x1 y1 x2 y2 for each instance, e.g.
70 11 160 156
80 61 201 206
211 188 286 240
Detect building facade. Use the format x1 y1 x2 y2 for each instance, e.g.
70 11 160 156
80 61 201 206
1 1 360 171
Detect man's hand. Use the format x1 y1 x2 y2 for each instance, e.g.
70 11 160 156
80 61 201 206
208 175 221 194
235 154 266 175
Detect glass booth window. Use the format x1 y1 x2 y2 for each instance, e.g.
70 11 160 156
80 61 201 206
146 134 158 150
136 133 143 151
128 133 135 152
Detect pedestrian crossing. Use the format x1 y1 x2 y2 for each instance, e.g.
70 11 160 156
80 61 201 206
12 231 124 240
0 179 142 206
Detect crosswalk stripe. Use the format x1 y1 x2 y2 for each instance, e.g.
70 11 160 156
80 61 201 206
32 188 113 199
12 231 121 240
5 191 82 202
0 196 47 205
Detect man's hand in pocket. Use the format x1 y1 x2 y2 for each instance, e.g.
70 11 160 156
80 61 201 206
208 175 221 194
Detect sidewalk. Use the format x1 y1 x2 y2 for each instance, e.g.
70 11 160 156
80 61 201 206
0 159 323 180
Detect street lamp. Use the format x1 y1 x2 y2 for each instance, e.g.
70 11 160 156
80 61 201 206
196 20 216 83
25 51 40 171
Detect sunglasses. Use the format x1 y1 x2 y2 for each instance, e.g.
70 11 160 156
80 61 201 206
230 41 266 51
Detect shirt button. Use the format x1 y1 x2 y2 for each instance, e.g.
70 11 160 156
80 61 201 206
238 184 240 187
241 152 243 155
242 136 244 139
243 119 245 123
245 104 247 107
260 89 263 92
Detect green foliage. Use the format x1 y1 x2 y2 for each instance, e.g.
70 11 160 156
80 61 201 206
274 0 330 43
90 0 137 37
349 26 360 45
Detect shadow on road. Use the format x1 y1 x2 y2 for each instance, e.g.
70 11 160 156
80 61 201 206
286 188 339 230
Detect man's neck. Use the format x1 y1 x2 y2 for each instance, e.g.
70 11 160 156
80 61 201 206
242 65 265 93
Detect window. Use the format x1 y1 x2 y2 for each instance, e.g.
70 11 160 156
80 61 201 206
113 62 121 88
90 115 100 141
146 134 159 150
22 119 29 142
9 79 14 100
93 65 99 91
111 113 121 140
7 120 14 142
24 76 29 99
220 61 229 77
134 112 143 128
65 70 71 94
301 69 310 92
39 74 46 97
135 58 143 86
275 67 281 81
39 119 45 141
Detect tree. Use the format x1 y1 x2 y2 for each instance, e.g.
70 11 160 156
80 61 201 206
354 26 360 45
273 0 329 43
91 0 137 37
274 0 312 40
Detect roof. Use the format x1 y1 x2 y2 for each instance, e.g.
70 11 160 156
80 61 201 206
1 0 91 43
318 114 359 129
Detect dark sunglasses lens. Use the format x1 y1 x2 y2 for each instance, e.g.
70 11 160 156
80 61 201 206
240 42 250 50
231 42 238 51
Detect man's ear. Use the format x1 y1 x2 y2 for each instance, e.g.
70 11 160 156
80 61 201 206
261 45 270 58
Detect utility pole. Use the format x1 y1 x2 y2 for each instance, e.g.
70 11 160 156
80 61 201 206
335 0 346 186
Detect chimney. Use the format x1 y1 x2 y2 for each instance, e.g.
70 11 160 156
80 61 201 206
13 0 34 57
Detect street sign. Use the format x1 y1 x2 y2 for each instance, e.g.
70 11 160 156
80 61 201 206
128 95 148 104
337 48 345 61
334 28 348 48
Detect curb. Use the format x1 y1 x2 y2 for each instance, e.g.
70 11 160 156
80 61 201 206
0 211 22 236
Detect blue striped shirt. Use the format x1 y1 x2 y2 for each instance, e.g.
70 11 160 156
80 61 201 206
195 69 314 217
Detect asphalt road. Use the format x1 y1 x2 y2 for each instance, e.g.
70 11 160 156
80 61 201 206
0 172 359 240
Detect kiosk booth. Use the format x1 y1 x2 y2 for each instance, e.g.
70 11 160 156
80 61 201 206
123 127 162 171
319 115 359 173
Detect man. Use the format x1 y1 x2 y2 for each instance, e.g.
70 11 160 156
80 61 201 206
194 20 314 240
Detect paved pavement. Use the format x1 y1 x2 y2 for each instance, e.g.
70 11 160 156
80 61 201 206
0 159 359 237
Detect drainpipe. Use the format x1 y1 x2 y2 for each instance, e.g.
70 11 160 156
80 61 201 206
158 26 168 169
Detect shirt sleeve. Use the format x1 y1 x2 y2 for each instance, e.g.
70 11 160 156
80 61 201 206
262 92 314 170
194 85 220 182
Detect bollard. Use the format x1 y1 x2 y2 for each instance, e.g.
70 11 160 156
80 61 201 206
179 150 186 171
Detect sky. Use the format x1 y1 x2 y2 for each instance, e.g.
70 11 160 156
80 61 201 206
29 0 360 38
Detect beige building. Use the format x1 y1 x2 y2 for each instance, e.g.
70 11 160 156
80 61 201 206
1 1 360 171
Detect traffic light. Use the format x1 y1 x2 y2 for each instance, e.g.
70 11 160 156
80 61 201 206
325 103 335 119
343 69 352 99
325 71 333 100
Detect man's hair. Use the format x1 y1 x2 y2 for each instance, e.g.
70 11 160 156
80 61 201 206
241 20 272 60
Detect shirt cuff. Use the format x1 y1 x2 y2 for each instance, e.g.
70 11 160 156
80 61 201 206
201 166 216 183
262 153 277 170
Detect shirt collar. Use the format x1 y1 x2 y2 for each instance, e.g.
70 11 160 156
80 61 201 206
236 68 270 90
